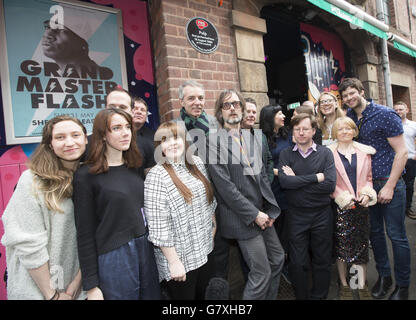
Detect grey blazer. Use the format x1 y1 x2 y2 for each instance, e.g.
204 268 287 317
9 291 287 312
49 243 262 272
207 128 281 240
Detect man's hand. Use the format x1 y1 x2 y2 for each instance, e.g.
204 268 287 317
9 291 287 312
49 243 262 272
282 165 295 176
378 185 394 204
265 217 275 228
316 173 325 183
255 211 269 230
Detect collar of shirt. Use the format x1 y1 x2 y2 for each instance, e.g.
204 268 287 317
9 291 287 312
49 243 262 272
165 158 186 168
346 99 374 122
292 142 317 158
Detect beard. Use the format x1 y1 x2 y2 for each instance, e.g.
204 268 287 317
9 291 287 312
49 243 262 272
225 114 242 125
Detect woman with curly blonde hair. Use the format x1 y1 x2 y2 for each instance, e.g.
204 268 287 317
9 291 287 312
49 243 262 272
316 91 345 146
1 115 88 300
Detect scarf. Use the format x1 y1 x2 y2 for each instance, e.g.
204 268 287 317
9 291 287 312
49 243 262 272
180 107 210 136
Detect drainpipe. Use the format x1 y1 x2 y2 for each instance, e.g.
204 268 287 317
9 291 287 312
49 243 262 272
376 0 393 107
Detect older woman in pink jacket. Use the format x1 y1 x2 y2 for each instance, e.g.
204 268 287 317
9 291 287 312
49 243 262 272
328 117 377 300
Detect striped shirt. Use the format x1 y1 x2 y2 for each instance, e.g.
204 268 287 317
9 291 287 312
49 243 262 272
144 155 217 282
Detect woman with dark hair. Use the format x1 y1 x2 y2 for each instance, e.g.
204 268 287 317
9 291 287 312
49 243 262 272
259 104 292 281
73 108 160 300
260 105 292 210
1 115 87 300
144 121 217 300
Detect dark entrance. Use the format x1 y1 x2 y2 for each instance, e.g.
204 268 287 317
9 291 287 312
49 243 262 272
262 4 309 121
261 4 350 122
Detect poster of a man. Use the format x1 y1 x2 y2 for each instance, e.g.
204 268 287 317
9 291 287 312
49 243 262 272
0 0 127 144
42 20 99 75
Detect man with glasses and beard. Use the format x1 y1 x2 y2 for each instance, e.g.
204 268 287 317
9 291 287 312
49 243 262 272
207 89 284 300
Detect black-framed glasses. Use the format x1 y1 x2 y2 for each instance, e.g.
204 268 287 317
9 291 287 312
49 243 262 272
222 101 241 110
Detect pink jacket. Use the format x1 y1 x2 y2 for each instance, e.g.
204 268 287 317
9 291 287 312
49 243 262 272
328 142 377 209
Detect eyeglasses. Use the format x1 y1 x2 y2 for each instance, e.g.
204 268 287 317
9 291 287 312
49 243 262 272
320 99 335 105
293 127 312 133
222 101 241 110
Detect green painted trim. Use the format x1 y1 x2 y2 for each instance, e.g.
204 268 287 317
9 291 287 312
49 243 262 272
393 41 416 58
307 0 388 39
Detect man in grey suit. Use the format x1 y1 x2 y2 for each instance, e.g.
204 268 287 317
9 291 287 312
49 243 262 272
207 89 284 300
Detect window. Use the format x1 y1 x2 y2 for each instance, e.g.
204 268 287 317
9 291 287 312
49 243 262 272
382 0 390 25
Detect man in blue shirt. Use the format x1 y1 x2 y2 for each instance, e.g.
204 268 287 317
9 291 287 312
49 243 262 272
339 78 410 300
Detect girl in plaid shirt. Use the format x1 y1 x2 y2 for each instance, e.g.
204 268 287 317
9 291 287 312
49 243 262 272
144 121 217 299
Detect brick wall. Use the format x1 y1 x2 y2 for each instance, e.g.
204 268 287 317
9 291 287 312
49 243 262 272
391 0 411 37
389 50 416 117
149 0 240 122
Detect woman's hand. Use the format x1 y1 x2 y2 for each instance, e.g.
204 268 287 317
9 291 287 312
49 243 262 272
342 199 356 210
358 194 370 207
169 260 186 282
87 287 104 300
57 292 73 300
65 270 82 299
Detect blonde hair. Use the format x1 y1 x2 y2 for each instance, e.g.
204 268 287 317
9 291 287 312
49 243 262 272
331 116 358 140
28 115 86 213
317 91 345 139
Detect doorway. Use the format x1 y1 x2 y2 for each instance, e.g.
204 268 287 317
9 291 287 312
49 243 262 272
261 4 348 121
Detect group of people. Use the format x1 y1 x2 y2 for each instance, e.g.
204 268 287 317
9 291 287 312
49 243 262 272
0 76 412 301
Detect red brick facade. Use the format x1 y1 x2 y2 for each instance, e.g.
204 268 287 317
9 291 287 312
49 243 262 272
149 0 239 122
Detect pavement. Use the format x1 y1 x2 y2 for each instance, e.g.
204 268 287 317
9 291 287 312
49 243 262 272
227 197 416 300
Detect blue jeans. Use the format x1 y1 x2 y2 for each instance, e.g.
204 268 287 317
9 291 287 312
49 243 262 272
370 178 411 287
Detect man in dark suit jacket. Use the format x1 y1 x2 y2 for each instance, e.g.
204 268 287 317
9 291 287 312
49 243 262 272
207 89 284 300
132 96 156 174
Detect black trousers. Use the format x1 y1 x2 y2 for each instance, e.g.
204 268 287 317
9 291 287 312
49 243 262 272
287 205 333 300
403 159 416 210
165 252 215 300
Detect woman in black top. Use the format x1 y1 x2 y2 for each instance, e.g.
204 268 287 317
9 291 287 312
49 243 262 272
73 108 160 300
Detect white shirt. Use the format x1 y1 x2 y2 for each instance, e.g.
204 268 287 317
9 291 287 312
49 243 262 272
403 119 416 159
